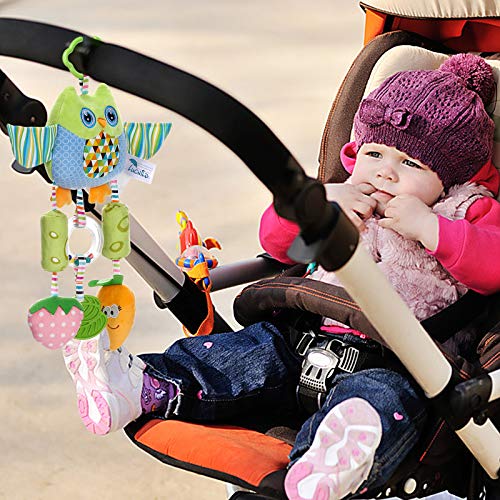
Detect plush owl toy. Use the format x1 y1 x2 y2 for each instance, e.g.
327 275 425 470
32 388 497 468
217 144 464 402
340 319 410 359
8 83 170 206
8 78 171 350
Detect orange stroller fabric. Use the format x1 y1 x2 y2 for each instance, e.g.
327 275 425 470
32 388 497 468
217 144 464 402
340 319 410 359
364 8 500 52
135 419 292 487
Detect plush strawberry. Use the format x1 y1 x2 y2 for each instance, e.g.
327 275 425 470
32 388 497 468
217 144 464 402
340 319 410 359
28 296 84 349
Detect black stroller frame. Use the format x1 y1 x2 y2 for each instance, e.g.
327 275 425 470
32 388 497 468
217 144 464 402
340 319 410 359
0 17 499 500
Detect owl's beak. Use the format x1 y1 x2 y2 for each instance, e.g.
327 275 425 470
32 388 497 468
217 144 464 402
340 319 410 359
97 117 107 129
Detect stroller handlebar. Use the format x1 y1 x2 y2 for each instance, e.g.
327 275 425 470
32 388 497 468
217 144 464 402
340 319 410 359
0 18 307 202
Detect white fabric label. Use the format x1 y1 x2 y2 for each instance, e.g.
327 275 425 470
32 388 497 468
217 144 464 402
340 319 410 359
125 155 157 184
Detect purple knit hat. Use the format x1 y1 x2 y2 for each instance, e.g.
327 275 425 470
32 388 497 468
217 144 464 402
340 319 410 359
353 54 496 189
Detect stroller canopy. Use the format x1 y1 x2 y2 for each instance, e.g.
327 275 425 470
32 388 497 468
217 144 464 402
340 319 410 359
361 0 500 51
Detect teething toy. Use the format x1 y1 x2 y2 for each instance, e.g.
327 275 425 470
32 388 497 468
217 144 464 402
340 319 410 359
28 296 84 350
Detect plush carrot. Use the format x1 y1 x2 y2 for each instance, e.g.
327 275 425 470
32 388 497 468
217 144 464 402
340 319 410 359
89 275 135 350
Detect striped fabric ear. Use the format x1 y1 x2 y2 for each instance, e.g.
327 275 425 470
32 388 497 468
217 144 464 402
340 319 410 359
7 124 57 169
124 122 172 160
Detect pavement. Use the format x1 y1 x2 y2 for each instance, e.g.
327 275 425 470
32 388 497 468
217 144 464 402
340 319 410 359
0 1 365 498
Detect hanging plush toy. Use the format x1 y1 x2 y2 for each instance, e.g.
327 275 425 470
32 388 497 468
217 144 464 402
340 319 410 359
8 37 171 349
8 82 170 206
175 210 221 336
89 275 136 350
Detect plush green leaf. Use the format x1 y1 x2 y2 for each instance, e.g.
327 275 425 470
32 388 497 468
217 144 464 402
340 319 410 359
75 295 107 340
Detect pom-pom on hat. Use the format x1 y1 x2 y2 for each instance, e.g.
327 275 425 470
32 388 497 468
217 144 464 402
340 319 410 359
353 54 496 189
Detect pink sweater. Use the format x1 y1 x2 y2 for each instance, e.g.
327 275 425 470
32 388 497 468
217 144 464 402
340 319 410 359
259 143 500 296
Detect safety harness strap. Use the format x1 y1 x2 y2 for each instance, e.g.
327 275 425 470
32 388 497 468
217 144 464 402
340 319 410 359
234 276 495 412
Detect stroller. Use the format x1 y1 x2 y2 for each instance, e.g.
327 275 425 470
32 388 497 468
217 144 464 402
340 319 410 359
0 1 499 499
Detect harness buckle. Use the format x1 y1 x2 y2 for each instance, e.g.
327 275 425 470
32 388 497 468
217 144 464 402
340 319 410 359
296 330 315 356
296 333 362 412
338 345 360 373
300 346 339 393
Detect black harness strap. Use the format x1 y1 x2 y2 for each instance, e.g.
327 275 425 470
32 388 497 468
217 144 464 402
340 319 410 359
422 290 493 343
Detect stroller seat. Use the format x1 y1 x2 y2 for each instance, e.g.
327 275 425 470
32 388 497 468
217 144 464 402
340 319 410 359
123 32 500 500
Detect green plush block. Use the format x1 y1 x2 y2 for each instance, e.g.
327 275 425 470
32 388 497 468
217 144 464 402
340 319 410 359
102 202 131 260
40 210 69 272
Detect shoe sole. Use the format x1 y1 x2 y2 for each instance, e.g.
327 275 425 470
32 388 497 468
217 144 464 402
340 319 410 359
63 337 144 435
285 397 382 500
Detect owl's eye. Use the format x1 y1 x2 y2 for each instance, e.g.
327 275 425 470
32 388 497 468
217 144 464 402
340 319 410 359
105 106 118 126
80 108 96 128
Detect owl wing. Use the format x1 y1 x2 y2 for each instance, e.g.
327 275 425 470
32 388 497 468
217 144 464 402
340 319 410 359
7 124 58 169
124 122 171 160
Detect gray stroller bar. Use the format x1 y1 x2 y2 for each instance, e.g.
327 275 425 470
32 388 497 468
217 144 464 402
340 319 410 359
0 17 498 482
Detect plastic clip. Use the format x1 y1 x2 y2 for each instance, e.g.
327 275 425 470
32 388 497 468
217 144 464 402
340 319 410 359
62 35 101 80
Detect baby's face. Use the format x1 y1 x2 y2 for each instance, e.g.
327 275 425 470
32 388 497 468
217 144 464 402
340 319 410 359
351 143 444 215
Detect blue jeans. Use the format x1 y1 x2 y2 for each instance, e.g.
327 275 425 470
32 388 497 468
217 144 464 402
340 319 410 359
140 321 427 490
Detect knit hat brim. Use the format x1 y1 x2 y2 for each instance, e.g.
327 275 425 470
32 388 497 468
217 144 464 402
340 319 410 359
355 120 493 189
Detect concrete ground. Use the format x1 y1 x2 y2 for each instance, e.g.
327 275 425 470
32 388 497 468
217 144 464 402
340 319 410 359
0 1 365 498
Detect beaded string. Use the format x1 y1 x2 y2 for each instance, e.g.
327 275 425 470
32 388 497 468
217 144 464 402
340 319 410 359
50 272 59 297
75 189 86 228
112 259 121 275
110 178 120 202
77 77 88 228
74 255 93 302
74 257 85 302
79 75 89 95
50 184 57 210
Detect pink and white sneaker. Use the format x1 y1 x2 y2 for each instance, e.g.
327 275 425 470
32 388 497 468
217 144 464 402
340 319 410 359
62 331 145 435
285 397 382 500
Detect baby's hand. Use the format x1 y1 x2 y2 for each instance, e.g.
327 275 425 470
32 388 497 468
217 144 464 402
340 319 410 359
324 182 377 232
378 194 439 250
